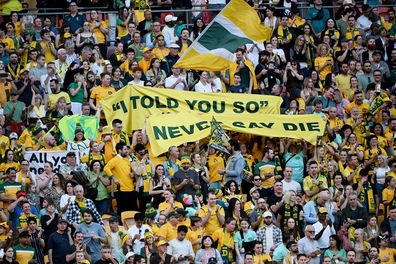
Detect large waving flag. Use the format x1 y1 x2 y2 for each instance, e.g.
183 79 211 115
58 115 99 141
174 0 272 71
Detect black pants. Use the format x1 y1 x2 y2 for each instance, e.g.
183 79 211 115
115 191 138 214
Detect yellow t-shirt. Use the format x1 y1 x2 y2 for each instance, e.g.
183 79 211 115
151 47 170 61
315 56 333 80
1 37 15 50
158 201 183 213
303 175 328 201
48 92 71 110
382 187 395 215
345 102 370 116
0 135 10 157
0 81 12 107
156 222 177 241
212 228 234 251
90 20 108 44
104 155 134 192
253 254 272 264
198 204 225 235
90 86 116 108
138 58 151 75
335 74 352 99
40 41 56 63
379 247 396 264
186 227 204 252
207 154 225 183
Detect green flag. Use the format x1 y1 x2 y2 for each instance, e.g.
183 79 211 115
58 115 99 141
209 116 230 155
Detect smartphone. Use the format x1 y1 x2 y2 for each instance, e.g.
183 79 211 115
0 73 8 78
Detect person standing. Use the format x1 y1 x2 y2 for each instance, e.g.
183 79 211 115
47 218 73 264
104 142 138 212
75 210 107 264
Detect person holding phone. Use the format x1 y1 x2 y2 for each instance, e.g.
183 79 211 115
167 225 194 264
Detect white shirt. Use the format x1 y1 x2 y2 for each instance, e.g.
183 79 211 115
165 75 187 91
167 238 195 264
313 222 336 249
162 25 177 45
194 81 214 93
40 74 58 94
282 179 302 194
264 225 274 254
128 80 145 86
127 224 153 254
357 15 371 30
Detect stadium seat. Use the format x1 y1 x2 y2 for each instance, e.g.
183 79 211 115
121 211 140 229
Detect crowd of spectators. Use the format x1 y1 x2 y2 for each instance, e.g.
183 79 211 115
1 0 396 264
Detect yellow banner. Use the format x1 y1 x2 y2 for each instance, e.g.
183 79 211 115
100 85 283 133
147 113 326 156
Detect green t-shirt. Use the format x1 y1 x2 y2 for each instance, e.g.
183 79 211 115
87 171 110 201
68 82 85 103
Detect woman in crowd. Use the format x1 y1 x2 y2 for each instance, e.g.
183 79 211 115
149 164 171 209
234 218 257 264
50 96 73 119
191 152 209 199
76 22 97 53
194 236 223 264
87 160 110 214
225 198 247 227
145 58 166 86
277 190 303 232
373 154 390 203
59 180 75 215
324 235 347 264
36 161 54 205
55 23 71 49
111 67 126 91
0 149 20 172
45 173 65 212
364 215 379 248
223 180 243 203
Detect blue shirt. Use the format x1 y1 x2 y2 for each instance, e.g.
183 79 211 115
306 7 330 34
63 14 85 34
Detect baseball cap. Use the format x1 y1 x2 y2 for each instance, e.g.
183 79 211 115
165 14 177 23
169 43 180 49
263 211 272 218
9 132 19 140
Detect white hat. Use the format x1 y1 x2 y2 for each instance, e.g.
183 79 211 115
263 211 272 218
169 43 180 49
9 132 18 140
125 252 135 259
165 14 177 23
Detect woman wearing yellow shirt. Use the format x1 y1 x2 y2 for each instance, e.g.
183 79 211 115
0 149 20 174
382 176 396 216
186 216 204 253
212 218 237 264
315 43 334 80
89 10 108 58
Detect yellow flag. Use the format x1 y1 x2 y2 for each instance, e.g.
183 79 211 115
146 113 326 156
100 85 282 134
